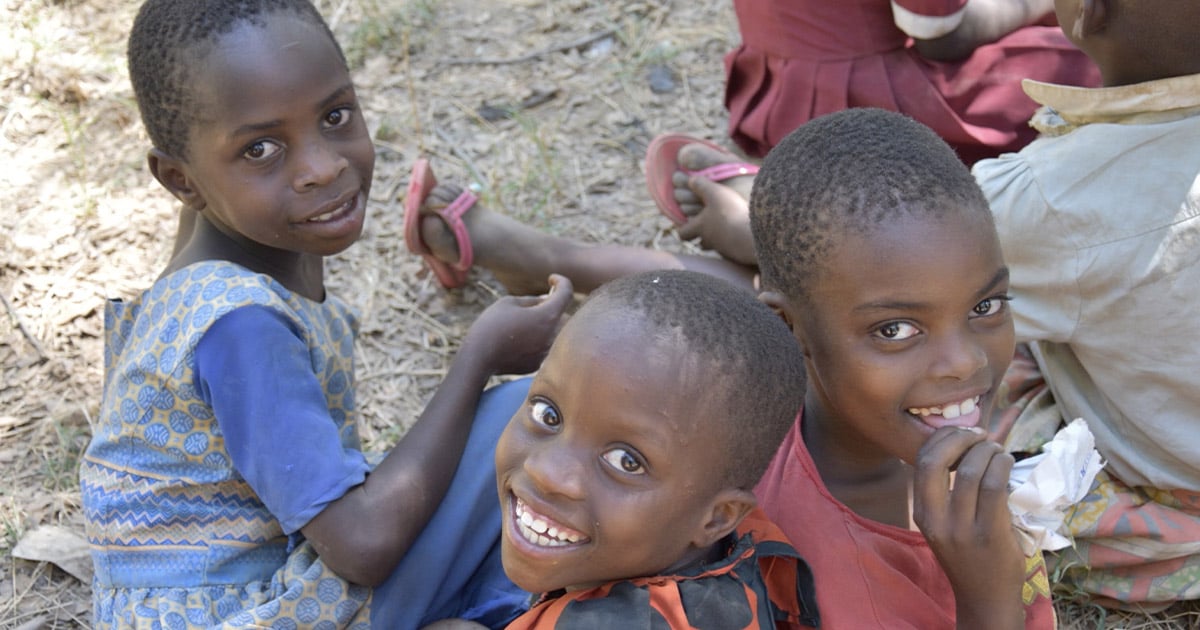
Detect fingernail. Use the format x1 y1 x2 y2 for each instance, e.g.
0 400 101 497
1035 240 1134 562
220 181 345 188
965 426 985 434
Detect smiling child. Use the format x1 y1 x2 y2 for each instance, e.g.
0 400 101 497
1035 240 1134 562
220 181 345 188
494 270 820 629
750 108 1048 629
79 1 572 627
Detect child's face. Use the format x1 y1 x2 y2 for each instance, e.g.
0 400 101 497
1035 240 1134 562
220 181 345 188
793 210 1014 465
178 13 374 260
494 310 732 594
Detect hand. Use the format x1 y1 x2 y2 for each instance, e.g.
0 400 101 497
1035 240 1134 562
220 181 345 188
461 274 573 375
913 426 1025 629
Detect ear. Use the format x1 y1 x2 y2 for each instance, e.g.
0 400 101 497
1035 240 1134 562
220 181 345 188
757 290 794 330
1078 0 1109 37
691 488 757 549
147 148 205 210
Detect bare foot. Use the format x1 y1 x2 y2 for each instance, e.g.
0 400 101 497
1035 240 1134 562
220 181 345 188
669 143 758 267
418 183 564 295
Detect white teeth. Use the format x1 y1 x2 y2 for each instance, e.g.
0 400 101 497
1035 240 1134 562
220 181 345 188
908 396 980 418
513 498 582 547
307 198 351 222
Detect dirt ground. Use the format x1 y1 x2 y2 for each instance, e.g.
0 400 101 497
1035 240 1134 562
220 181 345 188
1 0 1197 627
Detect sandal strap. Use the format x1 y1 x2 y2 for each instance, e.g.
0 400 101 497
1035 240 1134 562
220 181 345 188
438 190 477 272
689 162 759 183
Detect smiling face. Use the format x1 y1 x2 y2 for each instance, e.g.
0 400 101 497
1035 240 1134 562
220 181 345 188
494 308 735 594
174 12 374 263
791 209 1014 467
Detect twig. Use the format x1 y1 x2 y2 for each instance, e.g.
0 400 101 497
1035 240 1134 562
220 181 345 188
1 290 47 365
402 27 425 154
439 29 616 66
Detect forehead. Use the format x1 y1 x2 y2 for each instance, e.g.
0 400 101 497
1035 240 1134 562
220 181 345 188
188 13 346 122
811 210 1003 306
548 308 728 432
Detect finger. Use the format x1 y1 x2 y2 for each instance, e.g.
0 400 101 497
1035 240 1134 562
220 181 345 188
677 215 703 241
973 448 1016 529
541 274 573 311
913 427 988 521
688 175 741 208
947 440 1005 527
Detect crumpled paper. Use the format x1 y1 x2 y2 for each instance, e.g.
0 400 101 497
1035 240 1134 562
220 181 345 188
1007 418 1105 555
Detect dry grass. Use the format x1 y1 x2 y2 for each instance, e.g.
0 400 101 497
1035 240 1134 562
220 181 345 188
1 0 1196 627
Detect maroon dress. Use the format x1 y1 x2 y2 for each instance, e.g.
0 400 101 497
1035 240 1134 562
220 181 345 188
723 0 1100 163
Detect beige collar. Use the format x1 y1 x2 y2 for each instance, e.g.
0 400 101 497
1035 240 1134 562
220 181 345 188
1021 74 1200 136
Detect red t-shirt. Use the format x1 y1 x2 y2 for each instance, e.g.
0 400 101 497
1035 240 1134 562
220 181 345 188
755 416 1055 629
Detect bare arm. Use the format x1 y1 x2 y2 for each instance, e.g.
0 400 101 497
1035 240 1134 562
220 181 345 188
913 0 1055 62
302 275 573 585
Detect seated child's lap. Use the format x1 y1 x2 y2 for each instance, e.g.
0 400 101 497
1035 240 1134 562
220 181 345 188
990 349 1200 604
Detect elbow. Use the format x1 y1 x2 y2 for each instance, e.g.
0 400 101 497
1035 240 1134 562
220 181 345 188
309 532 404 587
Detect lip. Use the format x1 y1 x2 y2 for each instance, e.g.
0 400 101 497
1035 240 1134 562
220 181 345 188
503 490 589 555
299 189 361 224
905 391 988 430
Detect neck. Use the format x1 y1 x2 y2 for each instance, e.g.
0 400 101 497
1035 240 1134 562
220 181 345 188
164 212 325 301
802 400 913 529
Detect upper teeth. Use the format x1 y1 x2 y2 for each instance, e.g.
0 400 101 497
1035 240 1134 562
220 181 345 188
908 396 978 419
515 498 582 547
308 199 350 222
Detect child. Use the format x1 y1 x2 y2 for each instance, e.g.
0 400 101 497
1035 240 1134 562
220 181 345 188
722 0 1099 164
970 0 1200 606
652 0 1200 608
78 1 572 628
494 270 819 628
409 109 1052 628
748 108 1049 629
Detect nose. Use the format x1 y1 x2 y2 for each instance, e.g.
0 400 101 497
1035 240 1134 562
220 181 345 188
930 326 988 381
293 137 348 191
523 439 585 501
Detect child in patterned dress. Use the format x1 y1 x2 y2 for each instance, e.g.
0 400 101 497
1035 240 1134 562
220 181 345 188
78 1 572 628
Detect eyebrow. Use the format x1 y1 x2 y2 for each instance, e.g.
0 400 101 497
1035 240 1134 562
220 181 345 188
852 266 1010 314
226 83 355 140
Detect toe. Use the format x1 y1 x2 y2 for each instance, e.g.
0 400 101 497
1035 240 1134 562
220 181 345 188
677 142 739 172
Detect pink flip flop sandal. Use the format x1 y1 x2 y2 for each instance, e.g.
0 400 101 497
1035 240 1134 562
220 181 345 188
644 133 759 226
403 158 476 289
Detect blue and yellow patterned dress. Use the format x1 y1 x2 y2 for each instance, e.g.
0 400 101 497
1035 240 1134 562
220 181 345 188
80 261 373 628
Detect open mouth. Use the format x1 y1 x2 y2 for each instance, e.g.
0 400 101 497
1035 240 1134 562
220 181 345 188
512 495 588 548
305 193 357 223
907 395 982 428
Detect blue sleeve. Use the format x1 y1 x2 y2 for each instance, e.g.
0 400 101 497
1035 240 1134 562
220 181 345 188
195 305 370 534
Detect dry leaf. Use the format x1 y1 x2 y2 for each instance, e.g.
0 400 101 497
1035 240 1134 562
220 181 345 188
12 525 93 584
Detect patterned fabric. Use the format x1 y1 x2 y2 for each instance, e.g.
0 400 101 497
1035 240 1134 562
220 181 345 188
993 351 1200 605
80 261 371 628
505 508 820 630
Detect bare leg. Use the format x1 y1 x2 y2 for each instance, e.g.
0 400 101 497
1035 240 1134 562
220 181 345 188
417 183 756 295
670 143 759 267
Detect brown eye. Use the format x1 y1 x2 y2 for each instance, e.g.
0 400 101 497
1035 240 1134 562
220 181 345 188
324 106 353 129
530 400 560 427
242 140 281 160
602 448 645 475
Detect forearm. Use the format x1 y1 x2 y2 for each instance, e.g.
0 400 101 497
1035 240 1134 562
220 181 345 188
303 344 497 585
914 0 1055 61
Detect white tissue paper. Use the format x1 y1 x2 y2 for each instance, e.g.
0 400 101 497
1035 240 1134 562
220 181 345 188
1007 418 1105 556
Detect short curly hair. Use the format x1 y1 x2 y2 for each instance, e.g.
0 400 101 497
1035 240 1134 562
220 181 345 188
750 108 993 302
580 270 805 490
127 0 344 160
